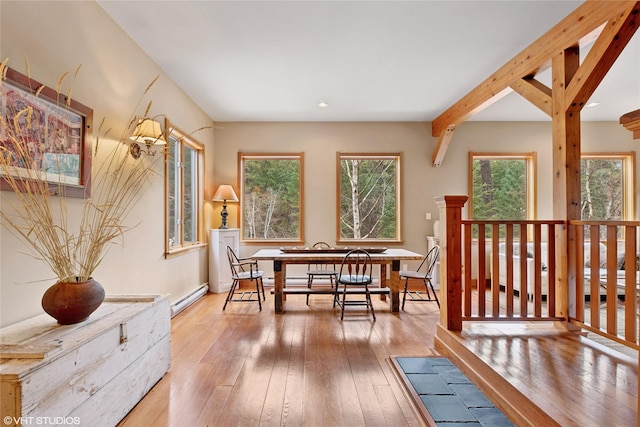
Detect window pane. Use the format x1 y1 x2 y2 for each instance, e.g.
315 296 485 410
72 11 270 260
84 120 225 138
167 134 179 249
165 122 204 254
338 154 400 241
241 155 302 241
580 158 622 221
469 153 535 239
471 158 526 220
183 144 197 243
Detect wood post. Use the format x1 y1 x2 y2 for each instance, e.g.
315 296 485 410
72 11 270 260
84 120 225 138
436 195 468 332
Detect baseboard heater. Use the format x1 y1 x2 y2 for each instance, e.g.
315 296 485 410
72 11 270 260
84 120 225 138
171 283 208 318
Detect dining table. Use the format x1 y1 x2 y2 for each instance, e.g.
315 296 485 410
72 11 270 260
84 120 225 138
251 247 423 313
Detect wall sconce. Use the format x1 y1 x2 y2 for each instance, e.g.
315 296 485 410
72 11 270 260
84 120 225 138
129 118 167 159
212 184 239 229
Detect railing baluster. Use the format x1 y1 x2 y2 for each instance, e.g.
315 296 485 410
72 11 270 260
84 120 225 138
574 225 584 322
520 224 528 317
492 224 500 317
590 226 600 330
623 225 637 343
506 224 514 317
464 223 473 317
606 225 618 335
478 224 486 318
547 224 556 317
533 224 542 317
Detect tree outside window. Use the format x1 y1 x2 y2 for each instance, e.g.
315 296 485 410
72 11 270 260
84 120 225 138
239 153 304 242
469 153 536 238
581 153 635 239
337 153 401 243
166 123 204 254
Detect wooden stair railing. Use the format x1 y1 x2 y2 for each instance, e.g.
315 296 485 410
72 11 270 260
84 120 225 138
438 196 640 352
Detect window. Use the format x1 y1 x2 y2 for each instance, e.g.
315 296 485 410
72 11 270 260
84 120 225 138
581 153 635 239
165 122 205 255
337 153 401 243
581 153 635 221
469 152 536 221
239 153 304 243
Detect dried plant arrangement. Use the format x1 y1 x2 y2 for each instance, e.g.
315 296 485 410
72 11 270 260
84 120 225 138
0 58 162 286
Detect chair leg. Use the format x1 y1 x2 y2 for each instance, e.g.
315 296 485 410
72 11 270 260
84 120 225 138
341 285 347 320
260 277 266 301
422 279 432 300
366 286 376 321
428 280 440 307
255 279 262 311
306 275 312 305
402 278 409 310
223 279 238 310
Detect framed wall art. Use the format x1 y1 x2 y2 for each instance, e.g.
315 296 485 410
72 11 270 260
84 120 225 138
0 66 93 198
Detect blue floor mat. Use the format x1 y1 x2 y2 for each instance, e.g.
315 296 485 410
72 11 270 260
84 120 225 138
394 357 514 426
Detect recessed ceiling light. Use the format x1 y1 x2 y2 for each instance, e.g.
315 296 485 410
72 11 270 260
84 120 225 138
585 102 600 108
317 102 329 108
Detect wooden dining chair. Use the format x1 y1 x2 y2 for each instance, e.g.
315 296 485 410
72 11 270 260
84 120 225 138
305 241 338 304
334 249 375 320
223 246 266 311
401 245 440 310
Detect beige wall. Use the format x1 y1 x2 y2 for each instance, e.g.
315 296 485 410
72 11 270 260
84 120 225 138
1 1 215 326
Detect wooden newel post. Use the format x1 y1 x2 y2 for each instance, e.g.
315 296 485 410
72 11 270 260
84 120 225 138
436 195 468 332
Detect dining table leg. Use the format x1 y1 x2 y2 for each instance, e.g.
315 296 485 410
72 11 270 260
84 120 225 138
379 264 387 301
274 260 284 313
390 260 401 312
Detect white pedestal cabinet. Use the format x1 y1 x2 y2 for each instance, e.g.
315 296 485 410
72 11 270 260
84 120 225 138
209 228 240 293
0 295 170 427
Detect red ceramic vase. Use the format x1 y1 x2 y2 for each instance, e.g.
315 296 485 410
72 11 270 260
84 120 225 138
41 278 105 325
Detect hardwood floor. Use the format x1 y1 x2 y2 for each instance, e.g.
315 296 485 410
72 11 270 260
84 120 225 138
118 291 440 426
118 288 638 426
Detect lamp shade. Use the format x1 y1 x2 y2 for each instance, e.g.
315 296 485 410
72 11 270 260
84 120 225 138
129 118 166 145
213 184 239 202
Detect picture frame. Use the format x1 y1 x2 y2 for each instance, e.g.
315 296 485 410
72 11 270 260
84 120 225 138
0 66 93 198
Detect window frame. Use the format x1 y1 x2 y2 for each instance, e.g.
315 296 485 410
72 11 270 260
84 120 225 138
164 120 206 257
580 152 636 221
468 152 537 221
238 152 305 244
336 152 402 244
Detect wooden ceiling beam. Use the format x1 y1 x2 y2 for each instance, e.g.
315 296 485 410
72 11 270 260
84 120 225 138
565 2 640 109
431 0 636 142
510 78 552 117
620 109 640 139
432 125 455 167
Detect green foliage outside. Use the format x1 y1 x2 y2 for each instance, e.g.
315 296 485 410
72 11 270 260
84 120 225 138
182 144 197 242
471 158 526 238
167 134 198 247
580 159 622 221
339 158 397 240
581 158 623 239
243 158 300 239
472 158 526 219
167 136 178 248
469 156 623 240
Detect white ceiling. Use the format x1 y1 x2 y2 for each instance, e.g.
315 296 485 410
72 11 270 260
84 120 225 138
98 0 639 123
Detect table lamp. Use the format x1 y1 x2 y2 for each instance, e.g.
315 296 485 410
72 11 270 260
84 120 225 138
213 185 239 229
